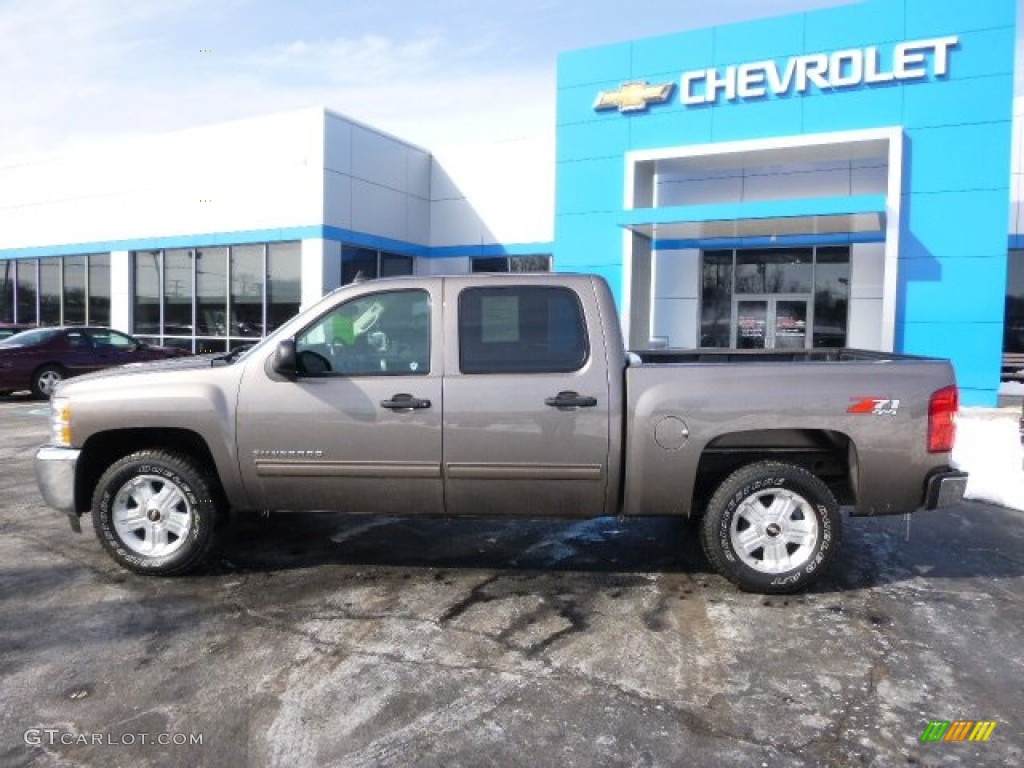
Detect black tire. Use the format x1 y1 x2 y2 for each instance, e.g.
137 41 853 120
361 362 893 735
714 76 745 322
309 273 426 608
700 461 842 594
92 450 220 575
31 364 64 399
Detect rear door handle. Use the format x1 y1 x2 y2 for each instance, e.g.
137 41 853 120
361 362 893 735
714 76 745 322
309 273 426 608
380 393 432 411
545 391 598 408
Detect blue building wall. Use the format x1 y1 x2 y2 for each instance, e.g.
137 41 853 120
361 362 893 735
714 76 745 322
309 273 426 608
555 0 1016 405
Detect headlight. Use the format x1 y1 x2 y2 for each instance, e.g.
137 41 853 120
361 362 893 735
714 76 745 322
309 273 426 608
50 397 72 447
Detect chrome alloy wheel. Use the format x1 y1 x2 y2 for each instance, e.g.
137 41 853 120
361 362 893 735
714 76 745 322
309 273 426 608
112 474 193 558
36 369 62 397
729 488 820 574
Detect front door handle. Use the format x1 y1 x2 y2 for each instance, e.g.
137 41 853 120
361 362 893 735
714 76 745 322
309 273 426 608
545 391 598 408
380 393 432 411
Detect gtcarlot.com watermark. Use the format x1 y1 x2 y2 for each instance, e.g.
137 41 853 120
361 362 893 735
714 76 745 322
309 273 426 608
25 729 203 747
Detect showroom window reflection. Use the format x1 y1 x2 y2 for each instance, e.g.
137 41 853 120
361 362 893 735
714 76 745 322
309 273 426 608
341 246 413 284
0 254 110 327
699 246 850 349
131 242 301 353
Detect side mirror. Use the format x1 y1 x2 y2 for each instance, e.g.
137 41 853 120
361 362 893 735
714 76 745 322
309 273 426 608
273 339 297 376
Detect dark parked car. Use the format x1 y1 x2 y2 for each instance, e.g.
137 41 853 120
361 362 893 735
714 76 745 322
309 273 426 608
0 327 189 398
0 322 34 341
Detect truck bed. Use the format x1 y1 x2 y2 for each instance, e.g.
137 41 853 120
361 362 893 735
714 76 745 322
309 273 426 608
630 348 928 365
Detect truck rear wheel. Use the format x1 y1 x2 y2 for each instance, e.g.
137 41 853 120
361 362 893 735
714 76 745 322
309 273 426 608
700 461 842 594
92 450 219 575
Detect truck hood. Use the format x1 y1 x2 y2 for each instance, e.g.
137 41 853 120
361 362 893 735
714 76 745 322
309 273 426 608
57 354 232 393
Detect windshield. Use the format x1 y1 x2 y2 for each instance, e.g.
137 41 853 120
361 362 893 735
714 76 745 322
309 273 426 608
0 328 58 346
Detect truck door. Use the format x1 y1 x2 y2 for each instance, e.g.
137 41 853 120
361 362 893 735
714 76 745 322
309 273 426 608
235 285 443 516
441 280 611 517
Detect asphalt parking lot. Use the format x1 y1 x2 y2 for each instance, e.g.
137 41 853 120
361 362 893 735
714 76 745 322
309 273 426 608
0 395 1022 767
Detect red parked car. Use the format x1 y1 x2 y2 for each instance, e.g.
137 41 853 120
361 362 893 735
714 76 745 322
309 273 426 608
0 327 190 399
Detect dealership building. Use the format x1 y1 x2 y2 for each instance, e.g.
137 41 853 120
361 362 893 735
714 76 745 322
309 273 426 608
0 0 1019 405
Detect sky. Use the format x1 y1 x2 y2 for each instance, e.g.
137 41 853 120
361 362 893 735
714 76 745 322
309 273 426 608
0 0 1018 160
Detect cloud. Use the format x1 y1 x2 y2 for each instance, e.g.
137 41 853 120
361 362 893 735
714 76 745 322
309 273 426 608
0 0 551 159
2 0 1021 162
248 34 452 83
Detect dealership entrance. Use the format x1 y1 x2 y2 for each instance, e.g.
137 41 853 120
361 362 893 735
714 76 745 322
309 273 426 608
733 295 811 350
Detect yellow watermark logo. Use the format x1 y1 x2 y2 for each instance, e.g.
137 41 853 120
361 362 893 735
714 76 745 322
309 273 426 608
920 720 997 742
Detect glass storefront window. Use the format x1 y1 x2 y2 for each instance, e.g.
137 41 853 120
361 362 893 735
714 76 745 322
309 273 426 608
230 244 265 338
163 248 194 336
16 260 38 325
342 246 378 284
134 251 161 335
1005 250 1024 354
470 255 552 273
813 247 850 348
0 260 14 323
509 255 551 272
700 246 849 349
380 252 414 278
267 242 301 332
735 248 813 294
39 258 62 326
700 250 733 347
63 255 87 325
196 247 227 337
88 254 110 326
341 246 416 284
131 241 303 346
3 255 106 327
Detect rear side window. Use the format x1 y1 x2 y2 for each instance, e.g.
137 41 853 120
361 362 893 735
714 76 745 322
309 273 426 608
458 286 589 374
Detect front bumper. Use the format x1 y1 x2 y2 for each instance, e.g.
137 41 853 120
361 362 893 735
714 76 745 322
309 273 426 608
924 469 969 510
34 445 82 531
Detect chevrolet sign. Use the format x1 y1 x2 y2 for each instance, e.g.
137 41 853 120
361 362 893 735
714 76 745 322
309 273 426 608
594 81 675 113
595 36 959 113
682 36 958 104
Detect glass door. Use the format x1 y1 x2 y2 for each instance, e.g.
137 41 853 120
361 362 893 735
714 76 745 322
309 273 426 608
773 299 809 349
733 296 811 350
736 300 768 349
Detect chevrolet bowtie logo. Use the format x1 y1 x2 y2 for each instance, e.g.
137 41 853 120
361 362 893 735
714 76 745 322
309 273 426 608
594 80 675 113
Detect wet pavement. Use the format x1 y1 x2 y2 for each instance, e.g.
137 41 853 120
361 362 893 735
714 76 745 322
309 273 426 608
0 394 1022 767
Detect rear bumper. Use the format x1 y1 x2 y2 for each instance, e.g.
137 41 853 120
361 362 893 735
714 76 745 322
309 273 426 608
34 445 82 530
924 469 969 510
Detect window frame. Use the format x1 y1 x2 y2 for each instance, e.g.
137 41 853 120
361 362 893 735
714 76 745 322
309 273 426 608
294 288 432 378
457 285 590 375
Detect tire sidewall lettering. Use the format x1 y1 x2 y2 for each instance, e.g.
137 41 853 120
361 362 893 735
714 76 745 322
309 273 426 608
92 451 217 575
701 462 842 593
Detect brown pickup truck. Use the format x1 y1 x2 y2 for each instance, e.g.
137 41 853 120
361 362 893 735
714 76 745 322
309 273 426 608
35 273 966 593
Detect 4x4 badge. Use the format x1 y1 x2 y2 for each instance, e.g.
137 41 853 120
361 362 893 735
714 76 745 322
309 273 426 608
848 398 901 416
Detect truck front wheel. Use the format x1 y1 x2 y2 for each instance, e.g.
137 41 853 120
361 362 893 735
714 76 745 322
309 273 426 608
700 461 842 594
92 450 219 575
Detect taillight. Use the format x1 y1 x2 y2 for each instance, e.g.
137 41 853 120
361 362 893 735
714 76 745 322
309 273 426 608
928 385 959 453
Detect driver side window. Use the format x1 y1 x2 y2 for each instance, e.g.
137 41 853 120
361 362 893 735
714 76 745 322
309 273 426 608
296 289 431 376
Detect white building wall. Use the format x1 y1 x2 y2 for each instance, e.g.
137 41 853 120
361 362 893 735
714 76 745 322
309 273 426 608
651 249 700 347
848 241 886 349
656 158 887 208
0 109 326 250
430 136 555 248
300 239 341 311
324 112 433 245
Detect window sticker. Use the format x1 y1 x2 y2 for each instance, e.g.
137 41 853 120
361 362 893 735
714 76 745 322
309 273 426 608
480 296 520 343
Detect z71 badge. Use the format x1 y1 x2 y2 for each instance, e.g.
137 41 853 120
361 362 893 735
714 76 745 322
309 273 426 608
847 397 901 416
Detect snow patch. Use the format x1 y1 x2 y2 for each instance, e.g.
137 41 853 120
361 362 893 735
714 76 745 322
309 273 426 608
952 408 1024 511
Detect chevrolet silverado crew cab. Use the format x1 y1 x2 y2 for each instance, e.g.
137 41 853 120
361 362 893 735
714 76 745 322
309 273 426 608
35 274 967 593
